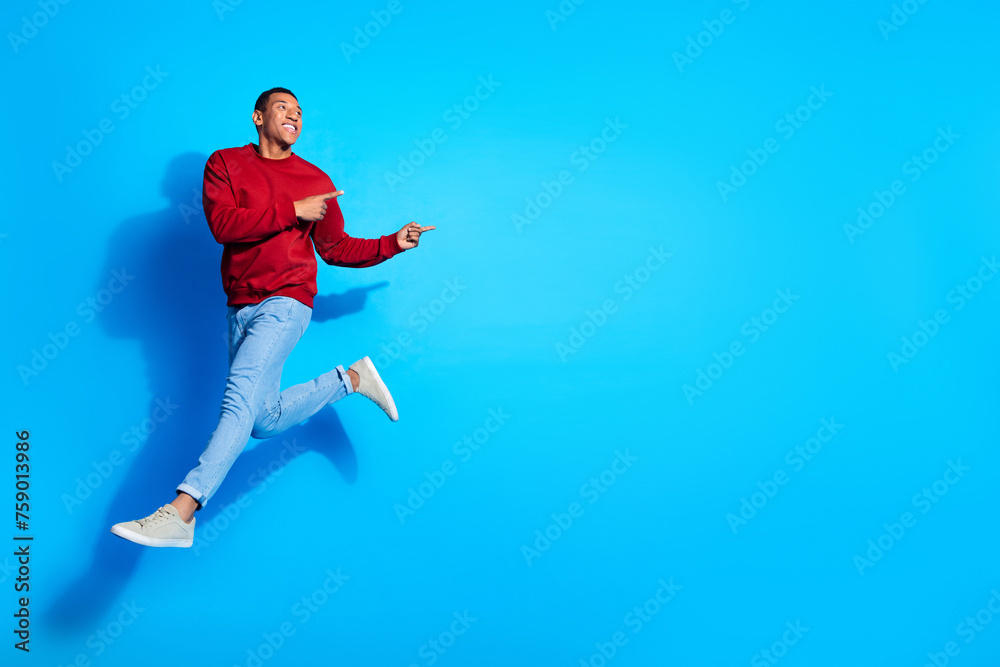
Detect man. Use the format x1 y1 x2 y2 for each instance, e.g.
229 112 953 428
110 87 433 547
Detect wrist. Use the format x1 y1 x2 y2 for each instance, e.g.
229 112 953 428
384 233 405 256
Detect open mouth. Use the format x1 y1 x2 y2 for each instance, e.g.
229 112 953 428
282 123 298 134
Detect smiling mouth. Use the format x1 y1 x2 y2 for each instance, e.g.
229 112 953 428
282 123 298 134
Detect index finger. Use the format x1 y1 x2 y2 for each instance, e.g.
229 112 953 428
415 225 436 232
321 190 344 200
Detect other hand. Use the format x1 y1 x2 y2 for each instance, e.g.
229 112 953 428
396 222 435 250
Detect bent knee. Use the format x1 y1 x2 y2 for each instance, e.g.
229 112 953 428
250 425 271 439
250 405 281 439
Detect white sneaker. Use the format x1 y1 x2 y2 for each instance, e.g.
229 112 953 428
349 356 399 421
110 504 195 548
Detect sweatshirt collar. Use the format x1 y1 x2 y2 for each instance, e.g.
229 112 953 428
247 142 296 162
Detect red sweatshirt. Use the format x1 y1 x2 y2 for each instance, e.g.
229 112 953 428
202 143 404 308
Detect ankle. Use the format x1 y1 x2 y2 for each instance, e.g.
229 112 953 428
348 369 360 392
170 496 197 523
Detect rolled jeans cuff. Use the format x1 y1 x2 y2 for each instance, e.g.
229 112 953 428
338 364 354 396
176 483 206 509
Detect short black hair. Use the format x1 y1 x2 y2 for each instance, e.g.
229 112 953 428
254 87 297 115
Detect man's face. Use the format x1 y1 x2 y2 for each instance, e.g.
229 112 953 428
253 93 302 146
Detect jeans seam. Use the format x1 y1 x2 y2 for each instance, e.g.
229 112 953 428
277 370 342 418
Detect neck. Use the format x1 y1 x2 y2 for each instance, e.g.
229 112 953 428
254 135 292 159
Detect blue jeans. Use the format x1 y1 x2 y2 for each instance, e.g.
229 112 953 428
176 296 354 508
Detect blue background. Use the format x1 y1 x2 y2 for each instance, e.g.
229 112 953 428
3 0 999 665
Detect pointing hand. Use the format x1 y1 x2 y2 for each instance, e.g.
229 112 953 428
396 222 435 250
294 191 343 222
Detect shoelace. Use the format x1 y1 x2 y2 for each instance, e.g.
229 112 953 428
135 507 171 528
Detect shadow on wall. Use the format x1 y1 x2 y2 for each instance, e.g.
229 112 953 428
45 152 387 631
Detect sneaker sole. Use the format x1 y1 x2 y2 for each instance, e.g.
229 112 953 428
110 524 193 548
361 355 399 421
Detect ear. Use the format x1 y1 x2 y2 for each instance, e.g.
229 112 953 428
252 109 263 127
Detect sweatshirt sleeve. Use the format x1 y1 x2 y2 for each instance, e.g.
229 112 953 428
202 151 298 244
311 196 405 267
